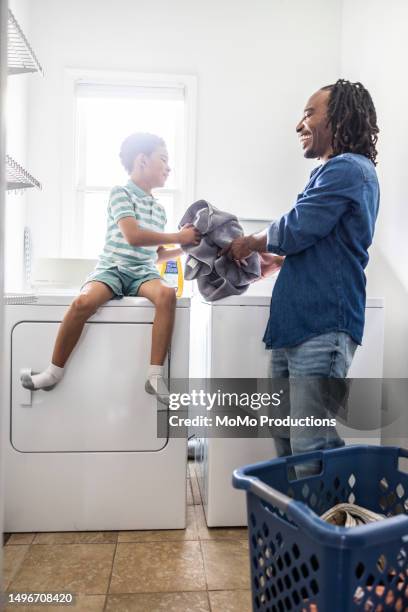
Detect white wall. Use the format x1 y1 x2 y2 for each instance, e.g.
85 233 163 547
5 0 30 292
24 0 342 259
341 0 408 446
341 0 408 381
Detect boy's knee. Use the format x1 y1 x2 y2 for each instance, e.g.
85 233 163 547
156 286 176 309
71 294 98 318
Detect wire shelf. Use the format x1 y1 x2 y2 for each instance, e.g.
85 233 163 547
8 9 43 76
4 294 38 305
6 155 41 191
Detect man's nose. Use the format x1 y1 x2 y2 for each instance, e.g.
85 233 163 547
296 119 304 133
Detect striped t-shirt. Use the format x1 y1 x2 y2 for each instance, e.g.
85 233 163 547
95 179 167 274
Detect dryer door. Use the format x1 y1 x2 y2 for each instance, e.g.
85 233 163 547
11 322 168 452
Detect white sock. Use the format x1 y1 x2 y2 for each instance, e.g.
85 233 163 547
21 363 64 390
146 365 168 395
148 365 164 379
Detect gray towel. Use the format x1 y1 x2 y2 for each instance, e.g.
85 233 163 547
179 200 261 301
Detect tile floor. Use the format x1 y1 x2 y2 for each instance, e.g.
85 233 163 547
2 461 252 612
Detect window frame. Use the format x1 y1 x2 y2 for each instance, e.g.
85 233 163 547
61 69 197 257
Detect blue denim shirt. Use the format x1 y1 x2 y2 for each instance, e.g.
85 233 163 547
263 153 379 349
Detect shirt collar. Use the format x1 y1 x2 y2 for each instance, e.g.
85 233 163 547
309 165 322 178
126 179 155 200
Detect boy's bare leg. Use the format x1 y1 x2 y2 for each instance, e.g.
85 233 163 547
137 279 176 400
52 282 114 366
21 282 113 390
137 279 176 365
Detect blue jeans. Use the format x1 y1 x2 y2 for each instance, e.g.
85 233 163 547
270 331 357 471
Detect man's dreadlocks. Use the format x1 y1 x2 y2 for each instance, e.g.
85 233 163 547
321 79 379 165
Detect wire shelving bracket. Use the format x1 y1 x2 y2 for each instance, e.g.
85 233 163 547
8 8 43 76
6 155 42 192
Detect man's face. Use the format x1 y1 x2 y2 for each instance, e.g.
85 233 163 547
296 89 333 161
138 145 170 188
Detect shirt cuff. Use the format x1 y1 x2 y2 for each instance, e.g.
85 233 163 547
266 221 280 253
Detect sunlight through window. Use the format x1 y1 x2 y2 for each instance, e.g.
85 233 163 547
75 84 186 257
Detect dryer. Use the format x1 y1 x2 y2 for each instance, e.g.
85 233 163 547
3 291 190 532
190 278 385 526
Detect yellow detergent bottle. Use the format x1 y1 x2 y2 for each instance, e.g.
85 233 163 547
158 247 184 297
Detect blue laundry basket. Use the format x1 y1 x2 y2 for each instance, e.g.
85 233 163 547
233 445 408 612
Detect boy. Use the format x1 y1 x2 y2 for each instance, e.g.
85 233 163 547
21 132 200 399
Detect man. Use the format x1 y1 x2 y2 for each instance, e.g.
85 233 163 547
224 79 380 462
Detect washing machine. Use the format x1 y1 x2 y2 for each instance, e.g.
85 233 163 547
2 291 190 532
190 278 385 526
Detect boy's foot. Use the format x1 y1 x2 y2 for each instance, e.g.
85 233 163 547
20 364 64 391
145 374 170 406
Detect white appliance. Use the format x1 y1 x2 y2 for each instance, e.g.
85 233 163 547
190 278 385 526
3 291 190 532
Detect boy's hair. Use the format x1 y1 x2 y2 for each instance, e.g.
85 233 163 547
321 79 379 165
119 132 165 174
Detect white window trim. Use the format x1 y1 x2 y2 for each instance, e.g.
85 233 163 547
61 68 197 257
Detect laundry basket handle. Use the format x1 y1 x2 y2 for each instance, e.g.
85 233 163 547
247 477 291 511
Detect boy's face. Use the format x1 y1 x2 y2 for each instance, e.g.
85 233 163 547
296 89 333 162
138 146 170 189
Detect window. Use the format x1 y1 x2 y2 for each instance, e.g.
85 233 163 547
61 71 196 257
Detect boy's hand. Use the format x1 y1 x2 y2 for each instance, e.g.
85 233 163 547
178 224 201 246
156 245 184 263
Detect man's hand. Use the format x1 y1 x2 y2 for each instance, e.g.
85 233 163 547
221 236 252 261
221 231 268 262
259 253 285 277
